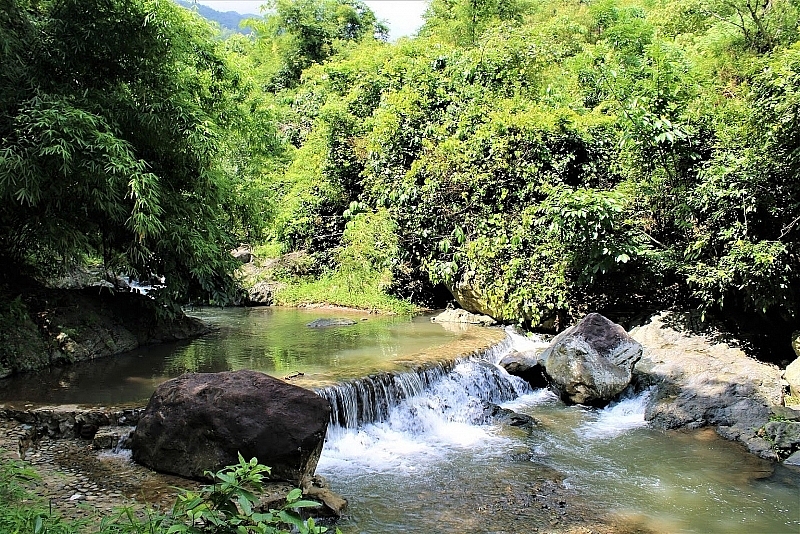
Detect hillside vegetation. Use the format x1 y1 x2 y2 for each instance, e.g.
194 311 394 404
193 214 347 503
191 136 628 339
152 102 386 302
1 0 798 354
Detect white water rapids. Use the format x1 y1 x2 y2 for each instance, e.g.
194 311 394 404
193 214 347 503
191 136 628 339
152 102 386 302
315 329 798 533
317 328 651 474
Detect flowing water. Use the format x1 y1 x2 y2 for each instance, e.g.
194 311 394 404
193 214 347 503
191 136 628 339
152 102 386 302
0 308 798 532
0 307 501 405
316 330 800 533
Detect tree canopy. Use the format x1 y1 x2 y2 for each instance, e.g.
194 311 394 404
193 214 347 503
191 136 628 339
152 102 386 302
0 0 260 311
1 0 798 342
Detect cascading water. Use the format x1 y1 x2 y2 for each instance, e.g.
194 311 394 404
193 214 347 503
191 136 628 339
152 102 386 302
315 331 536 475
315 334 529 429
315 329 800 533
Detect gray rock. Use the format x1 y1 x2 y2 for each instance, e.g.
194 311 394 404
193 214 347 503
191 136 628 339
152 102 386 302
499 350 548 388
302 476 348 517
482 402 538 429
246 281 284 306
785 356 800 398
539 313 643 406
784 450 800 466
431 308 496 326
630 311 784 460
771 405 800 422
307 318 357 328
762 421 800 454
130 370 331 484
92 426 134 450
232 246 253 264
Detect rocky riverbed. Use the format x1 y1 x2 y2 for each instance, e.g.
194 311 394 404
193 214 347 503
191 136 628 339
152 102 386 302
0 415 658 534
0 418 196 524
629 311 796 461
1 308 797 532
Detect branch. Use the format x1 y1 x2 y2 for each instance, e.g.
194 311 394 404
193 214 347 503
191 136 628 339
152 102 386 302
779 214 800 239
639 230 666 248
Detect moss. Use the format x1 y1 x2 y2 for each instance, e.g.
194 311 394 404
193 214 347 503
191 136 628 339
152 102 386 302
0 294 50 374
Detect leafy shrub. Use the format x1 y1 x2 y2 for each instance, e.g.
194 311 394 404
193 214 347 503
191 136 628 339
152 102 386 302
160 454 329 534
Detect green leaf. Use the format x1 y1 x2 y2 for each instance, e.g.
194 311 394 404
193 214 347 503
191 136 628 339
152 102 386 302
285 488 303 503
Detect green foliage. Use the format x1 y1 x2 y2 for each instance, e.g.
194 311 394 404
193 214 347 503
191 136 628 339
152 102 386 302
0 451 335 534
421 0 530 46
0 452 88 534
245 0 388 88
163 454 327 534
337 208 398 294
537 186 645 283
275 273 417 315
0 0 277 313
271 208 415 314
8 0 798 327
258 0 799 325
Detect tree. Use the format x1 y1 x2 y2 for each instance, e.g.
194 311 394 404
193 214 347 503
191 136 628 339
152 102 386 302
698 0 800 51
421 0 528 45
247 0 388 87
0 0 252 312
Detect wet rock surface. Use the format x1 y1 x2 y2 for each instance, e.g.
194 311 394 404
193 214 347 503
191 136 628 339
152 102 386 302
482 401 538 429
760 421 800 457
0 418 201 523
0 417 345 528
499 350 549 388
630 311 784 459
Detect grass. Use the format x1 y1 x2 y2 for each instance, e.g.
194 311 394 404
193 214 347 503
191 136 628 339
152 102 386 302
0 451 334 534
274 272 418 315
251 241 285 259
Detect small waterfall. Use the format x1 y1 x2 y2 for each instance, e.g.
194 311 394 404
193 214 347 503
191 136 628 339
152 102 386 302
316 361 457 428
579 386 655 439
315 334 529 429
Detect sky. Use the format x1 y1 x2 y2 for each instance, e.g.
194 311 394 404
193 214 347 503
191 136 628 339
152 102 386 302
194 0 427 40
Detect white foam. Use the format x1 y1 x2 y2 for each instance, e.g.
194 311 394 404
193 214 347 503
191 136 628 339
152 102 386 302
501 388 559 411
504 326 550 355
318 353 522 475
579 387 654 439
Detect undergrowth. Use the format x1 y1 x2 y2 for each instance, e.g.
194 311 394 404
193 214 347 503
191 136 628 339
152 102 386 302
0 451 337 534
274 272 418 315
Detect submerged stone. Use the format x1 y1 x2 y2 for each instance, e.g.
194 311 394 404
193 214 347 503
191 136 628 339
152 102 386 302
307 318 357 328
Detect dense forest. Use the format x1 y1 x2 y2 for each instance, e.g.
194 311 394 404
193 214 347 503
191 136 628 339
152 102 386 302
1 0 798 349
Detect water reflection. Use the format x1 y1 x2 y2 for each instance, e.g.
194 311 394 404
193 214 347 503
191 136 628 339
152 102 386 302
0 307 503 406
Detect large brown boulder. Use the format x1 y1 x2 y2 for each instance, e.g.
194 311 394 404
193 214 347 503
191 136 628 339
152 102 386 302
130 370 331 484
539 313 643 406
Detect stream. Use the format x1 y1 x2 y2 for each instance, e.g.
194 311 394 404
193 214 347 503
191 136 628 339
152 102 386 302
0 307 798 532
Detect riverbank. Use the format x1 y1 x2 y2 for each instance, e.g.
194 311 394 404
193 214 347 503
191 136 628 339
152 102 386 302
0 281 208 378
630 311 796 461
0 310 798 532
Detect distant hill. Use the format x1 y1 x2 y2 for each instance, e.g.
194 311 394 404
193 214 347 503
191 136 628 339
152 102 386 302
175 1 260 34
